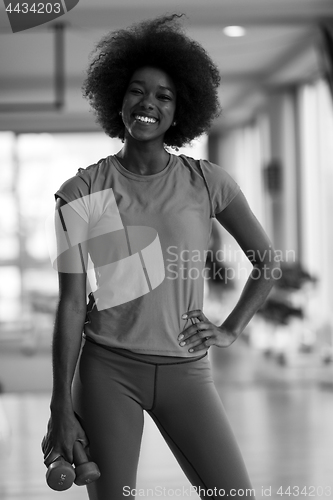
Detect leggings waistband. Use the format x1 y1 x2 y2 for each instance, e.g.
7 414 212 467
84 336 208 365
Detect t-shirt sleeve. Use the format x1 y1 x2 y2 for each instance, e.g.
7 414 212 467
54 171 91 223
51 171 92 274
199 159 241 216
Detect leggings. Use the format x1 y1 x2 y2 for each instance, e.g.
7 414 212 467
72 339 256 500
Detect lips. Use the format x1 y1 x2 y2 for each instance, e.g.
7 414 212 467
133 114 158 124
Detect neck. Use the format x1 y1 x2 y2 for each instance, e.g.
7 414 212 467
116 140 170 175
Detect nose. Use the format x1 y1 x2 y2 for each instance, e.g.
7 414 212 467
140 93 154 110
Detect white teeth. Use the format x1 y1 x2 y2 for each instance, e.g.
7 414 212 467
135 115 157 124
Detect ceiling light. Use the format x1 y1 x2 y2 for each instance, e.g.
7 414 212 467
223 26 246 37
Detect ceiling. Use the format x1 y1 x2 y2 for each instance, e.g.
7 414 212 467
1 0 332 134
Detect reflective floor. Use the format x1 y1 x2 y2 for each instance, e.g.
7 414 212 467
0 338 333 500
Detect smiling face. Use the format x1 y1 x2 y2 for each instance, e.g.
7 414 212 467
121 66 176 146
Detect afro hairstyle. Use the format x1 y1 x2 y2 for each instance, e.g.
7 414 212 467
82 13 221 148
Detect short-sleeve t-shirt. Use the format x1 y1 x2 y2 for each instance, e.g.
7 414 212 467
54 153 240 357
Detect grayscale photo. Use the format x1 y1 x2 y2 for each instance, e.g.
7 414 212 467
0 1 333 499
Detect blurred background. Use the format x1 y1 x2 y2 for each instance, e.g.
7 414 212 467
0 0 333 499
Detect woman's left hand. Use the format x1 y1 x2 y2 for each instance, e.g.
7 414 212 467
178 309 237 353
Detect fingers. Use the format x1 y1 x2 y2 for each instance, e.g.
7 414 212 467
178 327 212 353
54 443 73 465
42 416 89 467
44 448 62 467
42 438 69 465
42 434 53 461
186 335 212 352
189 338 213 353
182 309 206 322
42 431 65 466
76 418 89 448
179 310 209 341
77 435 89 450
178 321 209 342
41 434 47 454
42 431 73 465
179 309 216 352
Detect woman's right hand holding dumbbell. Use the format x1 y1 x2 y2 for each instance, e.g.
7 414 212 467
41 406 90 491
42 405 88 466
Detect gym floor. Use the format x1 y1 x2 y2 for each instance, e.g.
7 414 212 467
0 338 333 500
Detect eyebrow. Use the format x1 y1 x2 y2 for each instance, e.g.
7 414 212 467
129 80 175 95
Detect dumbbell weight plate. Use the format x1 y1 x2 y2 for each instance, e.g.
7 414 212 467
46 458 76 491
74 462 101 486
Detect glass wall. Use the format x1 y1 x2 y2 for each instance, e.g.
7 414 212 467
298 79 333 323
210 79 333 360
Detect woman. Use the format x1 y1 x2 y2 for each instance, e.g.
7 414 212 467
42 14 278 499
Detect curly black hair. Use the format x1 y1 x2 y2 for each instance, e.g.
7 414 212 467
82 13 221 148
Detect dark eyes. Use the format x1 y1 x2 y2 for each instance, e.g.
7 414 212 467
129 88 172 101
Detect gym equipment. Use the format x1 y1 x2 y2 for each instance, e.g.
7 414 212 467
45 453 76 491
45 441 100 491
73 441 101 486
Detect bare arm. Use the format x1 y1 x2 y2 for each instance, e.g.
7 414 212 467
215 189 280 338
178 190 280 352
42 196 89 464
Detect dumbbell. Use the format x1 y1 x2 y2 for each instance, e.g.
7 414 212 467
73 440 101 486
45 453 75 491
45 441 101 491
